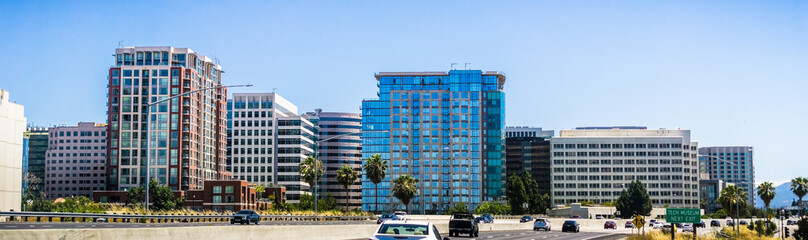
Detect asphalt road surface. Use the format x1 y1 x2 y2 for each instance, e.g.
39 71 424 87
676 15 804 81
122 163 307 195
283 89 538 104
0 220 374 229
442 230 626 240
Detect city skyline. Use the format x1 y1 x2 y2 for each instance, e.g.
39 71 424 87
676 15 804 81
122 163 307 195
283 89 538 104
2 1 807 185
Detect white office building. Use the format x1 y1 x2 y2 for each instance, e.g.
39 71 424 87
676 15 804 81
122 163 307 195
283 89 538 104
550 127 700 208
0 89 26 211
227 93 316 203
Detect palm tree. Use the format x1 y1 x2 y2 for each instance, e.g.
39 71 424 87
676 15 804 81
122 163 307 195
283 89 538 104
757 181 776 232
392 175 419 213
718 185 747 223
300 155 324 207
791 177 808 217
363 154 388 213
336 165 359 212
757 182 776 210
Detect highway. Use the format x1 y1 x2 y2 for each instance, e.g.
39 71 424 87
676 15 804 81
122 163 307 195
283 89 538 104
441 230 626 240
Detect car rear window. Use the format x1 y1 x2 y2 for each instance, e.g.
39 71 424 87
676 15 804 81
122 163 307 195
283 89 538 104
237 210 252 214
536 219 545 222
377 224 429 235
381 214 395 218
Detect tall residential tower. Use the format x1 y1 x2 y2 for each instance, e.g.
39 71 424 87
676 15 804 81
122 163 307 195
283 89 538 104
361 70 506 213
106 47 230 192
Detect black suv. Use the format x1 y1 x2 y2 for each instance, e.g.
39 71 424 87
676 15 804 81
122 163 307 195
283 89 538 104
562 220 580 233
231 209 260 225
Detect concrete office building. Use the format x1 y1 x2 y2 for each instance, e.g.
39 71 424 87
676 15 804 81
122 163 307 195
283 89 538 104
309 111 362 210
106 47 230 192
361 70 506 213
698 146 755 207
227 93 316 203
550 127 700 208
44 123 108 199
23 127 48 196
505 126 553 196
0 89 26 211
700 179 733 214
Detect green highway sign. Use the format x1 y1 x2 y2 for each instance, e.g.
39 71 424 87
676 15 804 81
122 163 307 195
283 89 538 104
666 208 701 223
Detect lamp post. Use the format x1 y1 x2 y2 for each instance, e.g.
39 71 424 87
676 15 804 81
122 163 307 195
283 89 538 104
310 127 388 216
144 84 252 212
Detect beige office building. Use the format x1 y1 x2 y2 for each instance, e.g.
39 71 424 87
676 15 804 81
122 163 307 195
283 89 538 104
550 127 700 208
0 89 26 211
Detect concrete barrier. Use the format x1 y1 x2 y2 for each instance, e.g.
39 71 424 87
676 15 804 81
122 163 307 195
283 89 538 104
0 220 549 240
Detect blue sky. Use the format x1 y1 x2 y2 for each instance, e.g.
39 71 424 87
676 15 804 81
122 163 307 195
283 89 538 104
1 1 806 185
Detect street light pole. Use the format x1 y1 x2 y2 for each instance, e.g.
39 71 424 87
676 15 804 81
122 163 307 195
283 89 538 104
144 84 251 212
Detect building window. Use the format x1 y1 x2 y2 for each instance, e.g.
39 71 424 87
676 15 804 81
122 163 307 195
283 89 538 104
226 186 234 194
213 186 222 194
213 196 222 203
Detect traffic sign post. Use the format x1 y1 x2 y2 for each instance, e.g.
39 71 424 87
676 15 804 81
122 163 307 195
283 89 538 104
633 215 646 239
666 208 701 240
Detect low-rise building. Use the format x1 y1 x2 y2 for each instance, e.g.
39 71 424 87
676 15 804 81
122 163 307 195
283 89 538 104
699 179 733 214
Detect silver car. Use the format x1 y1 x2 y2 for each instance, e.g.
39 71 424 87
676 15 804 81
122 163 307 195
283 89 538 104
370 220 450 240
533 218 551 231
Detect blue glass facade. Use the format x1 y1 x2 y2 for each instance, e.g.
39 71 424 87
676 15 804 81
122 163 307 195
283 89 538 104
361 70 506 213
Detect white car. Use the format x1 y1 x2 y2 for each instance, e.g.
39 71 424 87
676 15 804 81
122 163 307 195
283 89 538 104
394 211 408 221
681 223 694 232
652 221 664 229
533 218 551 231
370 220 449 240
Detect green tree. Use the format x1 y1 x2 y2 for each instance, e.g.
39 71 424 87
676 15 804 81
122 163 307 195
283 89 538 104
447 202 469 215
615 180 652 219
363 154 388 213
506 174 527 215
718 185 747 219
520 172 548 214
474 201 511 215
336 165 359 212
757 182 776 210
126 185 145 206
392 175 418 213
300 155 324 198
794 218 808 239
791 177 808 217
149 179 183 211
255 184 266 200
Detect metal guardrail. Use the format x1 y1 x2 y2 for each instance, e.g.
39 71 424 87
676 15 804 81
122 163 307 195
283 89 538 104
0 211 370 223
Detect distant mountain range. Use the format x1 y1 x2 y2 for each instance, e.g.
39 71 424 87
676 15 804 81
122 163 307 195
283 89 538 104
754 182 802 208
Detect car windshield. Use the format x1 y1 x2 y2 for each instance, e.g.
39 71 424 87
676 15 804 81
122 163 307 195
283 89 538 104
237 210 252 214
454 214 473 220
381 214 395 218
377 224 429 235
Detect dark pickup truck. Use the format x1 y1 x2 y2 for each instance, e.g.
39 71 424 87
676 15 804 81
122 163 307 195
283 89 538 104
448 213 479 237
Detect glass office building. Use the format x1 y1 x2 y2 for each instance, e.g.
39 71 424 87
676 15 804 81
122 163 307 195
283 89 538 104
361 70 506 213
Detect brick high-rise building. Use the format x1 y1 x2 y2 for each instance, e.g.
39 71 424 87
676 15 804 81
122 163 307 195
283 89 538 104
106 47 230 192
45 122 107 199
